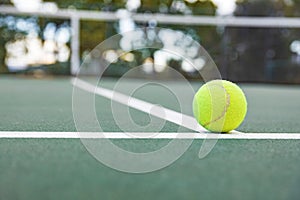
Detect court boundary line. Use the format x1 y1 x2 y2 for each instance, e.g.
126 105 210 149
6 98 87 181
71 78 208 132
71 78 243 134
1 131 300 139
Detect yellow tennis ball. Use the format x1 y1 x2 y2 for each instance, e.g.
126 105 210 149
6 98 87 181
193 80 247 133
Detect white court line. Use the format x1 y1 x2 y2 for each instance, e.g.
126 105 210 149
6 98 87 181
71 78 243 134
72 78 207 132
1 131 300 139
2 79 298 139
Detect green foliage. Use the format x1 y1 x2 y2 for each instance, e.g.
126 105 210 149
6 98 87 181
46 0 126 11
80 21 116 56
185 1 216 15
0 0 12 5
1 0 300 82
0 15 27 73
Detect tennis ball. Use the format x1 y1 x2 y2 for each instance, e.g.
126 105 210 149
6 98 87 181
193 80 247 133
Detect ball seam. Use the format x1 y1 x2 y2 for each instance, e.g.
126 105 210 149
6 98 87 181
202 84 231 128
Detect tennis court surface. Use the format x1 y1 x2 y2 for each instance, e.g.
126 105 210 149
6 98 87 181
2 0 300 199
1 75 300 200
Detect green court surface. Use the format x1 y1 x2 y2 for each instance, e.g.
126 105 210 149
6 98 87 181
1 75 300 200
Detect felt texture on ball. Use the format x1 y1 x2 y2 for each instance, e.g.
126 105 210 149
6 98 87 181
193 80 247 133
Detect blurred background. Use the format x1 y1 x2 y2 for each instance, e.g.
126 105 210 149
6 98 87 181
1 0 300 83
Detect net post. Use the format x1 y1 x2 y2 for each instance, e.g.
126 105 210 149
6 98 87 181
71 15 80 75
